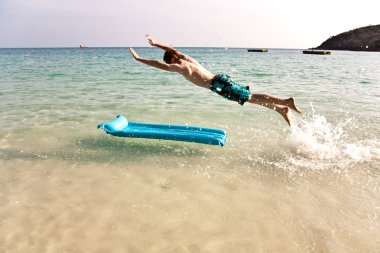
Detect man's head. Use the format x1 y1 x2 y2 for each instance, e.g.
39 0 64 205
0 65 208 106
163 51 180 64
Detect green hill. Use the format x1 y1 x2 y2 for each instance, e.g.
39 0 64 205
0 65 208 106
316 25 380 52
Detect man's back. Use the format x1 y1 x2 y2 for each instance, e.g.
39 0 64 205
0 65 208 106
171 60 215 89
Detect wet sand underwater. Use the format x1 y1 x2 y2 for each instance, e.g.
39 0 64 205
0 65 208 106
1 159 379 252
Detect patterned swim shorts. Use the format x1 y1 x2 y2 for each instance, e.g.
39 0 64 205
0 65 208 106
210 74 251 105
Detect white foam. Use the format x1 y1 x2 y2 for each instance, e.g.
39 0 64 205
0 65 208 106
344 143 371 162
284 108 379 170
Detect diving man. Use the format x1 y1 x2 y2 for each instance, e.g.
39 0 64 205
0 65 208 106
129 35 301 126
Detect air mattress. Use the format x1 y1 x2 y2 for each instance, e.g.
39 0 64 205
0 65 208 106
97 115 227 146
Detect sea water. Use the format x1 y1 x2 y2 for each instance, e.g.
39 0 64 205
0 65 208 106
0 48 379 252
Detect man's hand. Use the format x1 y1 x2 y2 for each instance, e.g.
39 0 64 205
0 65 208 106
129 48 140 60
145 34 157 46
145 34 178 55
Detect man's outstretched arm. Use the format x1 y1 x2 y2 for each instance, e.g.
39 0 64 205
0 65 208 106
145 34 201 66
145 34 175 53
129 48 180 72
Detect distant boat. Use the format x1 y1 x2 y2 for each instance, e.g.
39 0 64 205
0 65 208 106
248 49 268 52
79 44 88 48
303 50 330 55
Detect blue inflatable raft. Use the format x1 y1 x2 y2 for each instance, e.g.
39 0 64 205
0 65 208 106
97 115 227 146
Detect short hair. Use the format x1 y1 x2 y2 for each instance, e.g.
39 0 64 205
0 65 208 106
163 50 179 64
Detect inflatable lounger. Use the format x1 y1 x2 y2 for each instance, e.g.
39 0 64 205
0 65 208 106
97 115 227 146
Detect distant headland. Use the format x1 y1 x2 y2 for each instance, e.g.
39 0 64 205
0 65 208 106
316 25 380 52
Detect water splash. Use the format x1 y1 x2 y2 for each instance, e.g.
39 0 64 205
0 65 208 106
283 108 379 171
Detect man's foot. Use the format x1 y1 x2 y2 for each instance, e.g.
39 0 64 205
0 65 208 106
286 98 302 114
279 107 292 126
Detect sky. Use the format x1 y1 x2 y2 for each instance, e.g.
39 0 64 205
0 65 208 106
0 0 379 48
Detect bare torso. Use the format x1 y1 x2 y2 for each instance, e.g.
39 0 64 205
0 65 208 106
174 60 215 89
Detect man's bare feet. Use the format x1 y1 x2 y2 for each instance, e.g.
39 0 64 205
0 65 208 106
286 98 302 114
279 107 292 126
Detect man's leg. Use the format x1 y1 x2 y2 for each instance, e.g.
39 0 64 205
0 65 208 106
249 94 301 113
248 94 293 126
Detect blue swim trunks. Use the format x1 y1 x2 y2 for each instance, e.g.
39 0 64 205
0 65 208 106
210 74 251 105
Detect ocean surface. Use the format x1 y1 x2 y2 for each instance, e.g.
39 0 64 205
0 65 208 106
0 47 379 252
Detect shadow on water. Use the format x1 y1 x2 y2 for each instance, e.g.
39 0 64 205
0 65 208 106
74 137 207 157
0 136 208 164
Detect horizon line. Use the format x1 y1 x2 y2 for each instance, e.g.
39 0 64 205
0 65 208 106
0 46 307 50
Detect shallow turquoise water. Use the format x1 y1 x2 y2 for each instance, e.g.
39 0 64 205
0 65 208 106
0 48 379 167
0 48 379 251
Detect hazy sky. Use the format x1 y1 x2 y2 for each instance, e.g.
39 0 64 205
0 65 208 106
0 0 379 48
